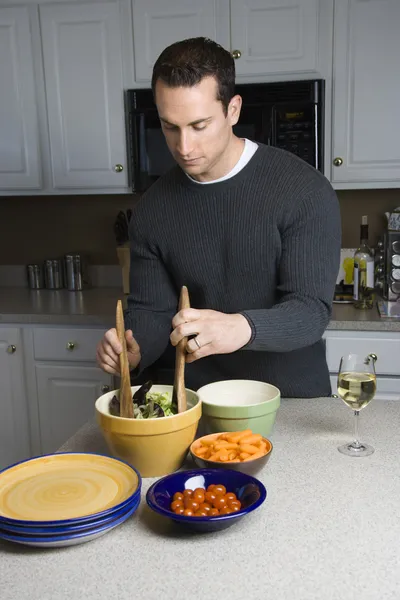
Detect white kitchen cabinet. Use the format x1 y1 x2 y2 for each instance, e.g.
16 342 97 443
35 363 112 454
39 1 128 189
0 328 31 470
230 0 333 80
132 0 333 84
132 0 227 83
0 6 41 191
331 0 400 188
324 330 400 401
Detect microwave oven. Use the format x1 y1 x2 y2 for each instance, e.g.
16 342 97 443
125 79 325 193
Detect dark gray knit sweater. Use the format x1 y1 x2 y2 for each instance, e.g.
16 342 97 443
125 144 341 397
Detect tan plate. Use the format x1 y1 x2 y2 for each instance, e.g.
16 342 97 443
0 453 139 522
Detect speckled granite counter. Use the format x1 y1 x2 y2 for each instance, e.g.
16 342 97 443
0 287 399 331
1 397 399 600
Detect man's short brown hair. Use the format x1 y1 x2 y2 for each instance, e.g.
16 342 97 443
151 37 235 115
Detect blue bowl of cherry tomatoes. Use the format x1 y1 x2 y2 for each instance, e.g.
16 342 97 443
146 468 266 532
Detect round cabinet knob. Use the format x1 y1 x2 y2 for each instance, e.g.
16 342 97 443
231 49 242 59
331 394 339 398
101 385 110 393
114 164 124 173
66 341 75 351
333 157 343 167
6 344 16 354
368 353 378 363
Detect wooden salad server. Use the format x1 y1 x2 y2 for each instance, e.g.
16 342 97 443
173 286 190 413
116 299 134 418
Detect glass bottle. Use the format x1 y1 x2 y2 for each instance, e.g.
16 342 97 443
353 216 375 309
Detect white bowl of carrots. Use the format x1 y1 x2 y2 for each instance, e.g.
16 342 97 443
190 429 273 476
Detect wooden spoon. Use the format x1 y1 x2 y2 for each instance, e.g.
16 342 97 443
173 286 190 413
116 299 134 418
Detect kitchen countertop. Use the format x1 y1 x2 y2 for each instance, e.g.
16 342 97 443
0 287 399 331
1 397 399 600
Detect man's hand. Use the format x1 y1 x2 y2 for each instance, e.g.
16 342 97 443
170 309 252 363
96 328 141 375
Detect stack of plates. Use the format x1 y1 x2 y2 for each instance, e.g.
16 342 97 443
0 453 141 548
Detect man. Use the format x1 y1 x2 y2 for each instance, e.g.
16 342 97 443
96 37 341 397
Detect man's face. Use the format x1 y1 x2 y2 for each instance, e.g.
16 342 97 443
154 76 242 182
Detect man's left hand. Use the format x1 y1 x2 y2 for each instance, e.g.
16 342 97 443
170 308 252 363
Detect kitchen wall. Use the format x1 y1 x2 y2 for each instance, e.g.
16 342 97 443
0 188 399 265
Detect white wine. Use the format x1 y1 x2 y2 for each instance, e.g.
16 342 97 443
337 372 376 410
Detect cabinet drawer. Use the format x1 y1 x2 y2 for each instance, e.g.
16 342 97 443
325 331 400 376
33 328 105 362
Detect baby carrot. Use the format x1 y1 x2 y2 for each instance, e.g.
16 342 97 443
240 434 262 445
239 444 259 455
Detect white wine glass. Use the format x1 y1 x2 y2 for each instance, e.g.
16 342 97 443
337 353 377 457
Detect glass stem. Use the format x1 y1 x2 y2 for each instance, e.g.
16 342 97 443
353 410 361 448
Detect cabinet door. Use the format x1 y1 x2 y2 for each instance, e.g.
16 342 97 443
331 0 400 185
0 6 41 190
132 0 228 82
35 363 113 454
230 0 330 78
0 329 31 470
39 2 127 189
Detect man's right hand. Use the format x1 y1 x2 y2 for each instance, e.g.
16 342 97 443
96 328 141 375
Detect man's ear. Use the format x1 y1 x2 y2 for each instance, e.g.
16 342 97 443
228 94 242 126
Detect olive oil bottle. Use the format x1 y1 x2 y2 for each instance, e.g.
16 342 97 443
353 215 375 309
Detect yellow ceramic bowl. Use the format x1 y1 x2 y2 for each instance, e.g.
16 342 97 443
95 385 201 478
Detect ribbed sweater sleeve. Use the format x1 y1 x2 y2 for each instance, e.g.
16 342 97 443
241 186 341 352
124 211 177 371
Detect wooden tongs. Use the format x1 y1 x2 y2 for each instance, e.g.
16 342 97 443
116 299 134 418
173 286 190 414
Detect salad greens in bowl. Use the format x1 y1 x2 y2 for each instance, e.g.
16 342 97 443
109 381 177 419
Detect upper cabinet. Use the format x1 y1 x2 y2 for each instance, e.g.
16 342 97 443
39 1 128 189
331 0 400 188
132 0 227 83
0 6 41 190
230 0 332 80
132 0 333 84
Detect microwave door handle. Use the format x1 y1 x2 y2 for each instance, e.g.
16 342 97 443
139 113 149 172
313 103 319 172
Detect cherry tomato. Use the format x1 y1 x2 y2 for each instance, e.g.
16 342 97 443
213 484 227 497
170 500 183 511
225 492 237 503
194 510 208 517
183 508 194 516
183 489 193 499
174 506 185 515
184 499 199 512
205 491 216 504
220 506 232 515
213 496 227 510
206 484 216 492
172 492 184 503
209 508 219 517
228 500 241 511
199 502 212 513
193 488 205 504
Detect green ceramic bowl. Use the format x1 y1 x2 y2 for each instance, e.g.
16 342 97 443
197 380 281 437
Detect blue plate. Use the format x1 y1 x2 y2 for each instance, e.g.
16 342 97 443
146 469 266 533
0 496 140 548
0 494 141 536
0 452 142 528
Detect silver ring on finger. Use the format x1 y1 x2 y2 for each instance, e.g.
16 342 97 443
193 336 201 350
